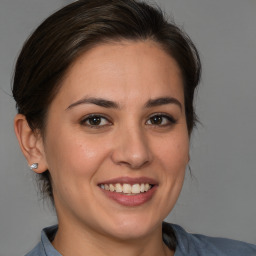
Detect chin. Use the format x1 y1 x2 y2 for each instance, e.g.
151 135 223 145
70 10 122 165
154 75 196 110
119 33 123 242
101 214 162 241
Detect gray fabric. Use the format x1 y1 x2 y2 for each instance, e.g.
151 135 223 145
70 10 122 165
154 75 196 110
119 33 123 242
170 224 256 256
25 223 256 256
25 226 61 256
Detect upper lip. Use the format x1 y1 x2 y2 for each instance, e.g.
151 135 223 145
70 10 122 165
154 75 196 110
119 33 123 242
98 176 158 186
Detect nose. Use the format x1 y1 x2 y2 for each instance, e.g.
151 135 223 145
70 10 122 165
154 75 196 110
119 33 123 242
111 125 152 169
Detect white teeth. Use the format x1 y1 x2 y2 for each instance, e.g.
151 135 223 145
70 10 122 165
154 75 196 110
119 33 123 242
131 184 140 194
100 183 152 194
123 184 132 193
145 183 150 191
109 184 115 192
115 183 122 192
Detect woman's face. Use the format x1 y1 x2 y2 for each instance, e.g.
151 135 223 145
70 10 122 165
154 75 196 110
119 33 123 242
41 41 189 240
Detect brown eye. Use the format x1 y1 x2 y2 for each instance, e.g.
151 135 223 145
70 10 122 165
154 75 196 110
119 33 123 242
80 115 111 127
88 116 102 125
150 116 163 125
146 114 177 126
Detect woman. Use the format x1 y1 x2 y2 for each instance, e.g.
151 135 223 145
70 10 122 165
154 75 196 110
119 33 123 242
12 0 256 255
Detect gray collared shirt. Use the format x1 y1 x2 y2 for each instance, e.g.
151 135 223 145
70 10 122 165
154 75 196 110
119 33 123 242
25 223 256 256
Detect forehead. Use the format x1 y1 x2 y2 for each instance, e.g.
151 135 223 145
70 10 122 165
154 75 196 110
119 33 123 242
53 40 184 108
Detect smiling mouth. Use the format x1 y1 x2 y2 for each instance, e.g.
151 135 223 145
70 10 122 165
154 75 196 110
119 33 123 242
99 183 153 195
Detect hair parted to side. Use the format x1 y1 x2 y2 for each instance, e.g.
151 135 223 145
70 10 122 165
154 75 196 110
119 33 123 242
12 0 201 232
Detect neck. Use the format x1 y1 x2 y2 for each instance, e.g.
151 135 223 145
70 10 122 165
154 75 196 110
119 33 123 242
52 220 174 256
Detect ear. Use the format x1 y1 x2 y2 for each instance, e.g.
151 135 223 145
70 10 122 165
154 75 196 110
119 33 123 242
14 114 48 173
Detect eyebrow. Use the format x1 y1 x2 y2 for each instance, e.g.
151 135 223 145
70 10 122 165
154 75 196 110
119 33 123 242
66 97 119 110
145 97 182 110
66 96 182 111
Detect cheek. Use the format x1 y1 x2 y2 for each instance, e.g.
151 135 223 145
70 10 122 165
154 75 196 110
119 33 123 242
49 141 95 174
43 133 109 209
150 131 189 218
43 126 110 186
155 129 189 196
156 131 189 170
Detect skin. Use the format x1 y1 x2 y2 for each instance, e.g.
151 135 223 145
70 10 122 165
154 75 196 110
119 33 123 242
15 41 189 256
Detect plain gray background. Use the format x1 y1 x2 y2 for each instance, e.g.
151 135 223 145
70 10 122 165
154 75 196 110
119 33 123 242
0 0 255 255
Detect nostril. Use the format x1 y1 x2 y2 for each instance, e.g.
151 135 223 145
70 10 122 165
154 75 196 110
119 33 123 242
117 159 150 170
110 130 153 168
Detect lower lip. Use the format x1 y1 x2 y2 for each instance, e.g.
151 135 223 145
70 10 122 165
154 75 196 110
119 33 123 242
99 185 158 207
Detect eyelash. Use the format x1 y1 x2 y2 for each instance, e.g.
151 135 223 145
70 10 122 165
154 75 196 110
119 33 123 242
146 113 177 127
80 113 177 128
80 114 112 128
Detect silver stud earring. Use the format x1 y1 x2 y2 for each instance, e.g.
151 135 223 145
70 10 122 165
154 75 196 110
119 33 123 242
30 163 38 170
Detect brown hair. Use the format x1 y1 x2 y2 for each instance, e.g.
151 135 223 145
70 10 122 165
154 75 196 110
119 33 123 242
12 1 201 245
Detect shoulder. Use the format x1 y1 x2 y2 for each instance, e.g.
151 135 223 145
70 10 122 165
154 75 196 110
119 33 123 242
164 222 256 256
25 242 45 256
25 225 60 256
